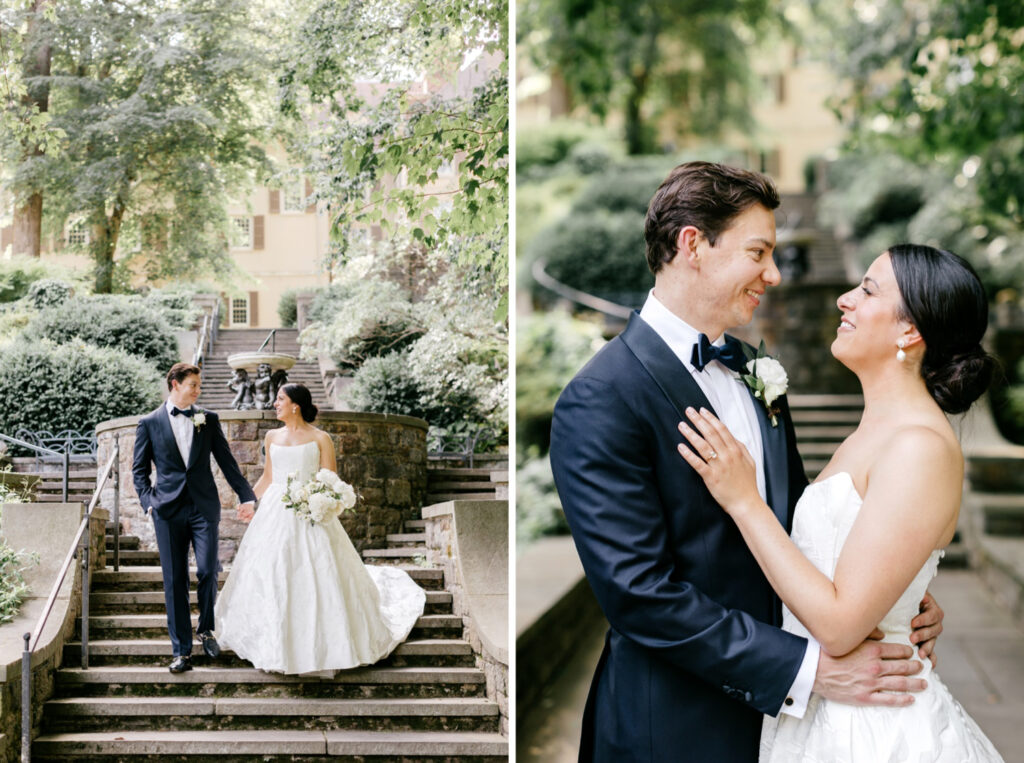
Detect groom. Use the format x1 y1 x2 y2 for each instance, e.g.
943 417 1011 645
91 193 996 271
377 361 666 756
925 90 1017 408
132 362 256 673
550 162 943 761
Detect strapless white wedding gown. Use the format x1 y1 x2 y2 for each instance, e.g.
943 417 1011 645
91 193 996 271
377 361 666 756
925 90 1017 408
214 441 426 673
760 471 1004 763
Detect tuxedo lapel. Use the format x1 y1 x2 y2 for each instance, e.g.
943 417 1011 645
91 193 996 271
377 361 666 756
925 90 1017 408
185 409 203 470
156 406 186 470
746 386 790 527
619 311 715 420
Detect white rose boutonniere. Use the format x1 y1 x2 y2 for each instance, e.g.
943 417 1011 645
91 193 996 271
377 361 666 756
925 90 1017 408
192 412 206 430
741 341 788 427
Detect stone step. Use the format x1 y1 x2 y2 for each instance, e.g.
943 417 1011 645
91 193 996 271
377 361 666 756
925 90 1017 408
793 425 856 442
32 729 508 760
37 480 99 490
787 394 865 409
405 519 427 530
31 493 94 502
105 536 140 550
426 492 496 503
974 493 1024 536
55 666 488 699
88 589 452 614
42 696 500 733
790 409 862 425
109 550 163 565
362 547 428 559
795 442 842 458
92 566 444 591
425 468 499 480
78 614 462 641
63 638 473 669
387 533 427 545
428 481 496 491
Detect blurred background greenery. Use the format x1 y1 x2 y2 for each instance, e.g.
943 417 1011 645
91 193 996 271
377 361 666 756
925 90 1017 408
516 0 1024 549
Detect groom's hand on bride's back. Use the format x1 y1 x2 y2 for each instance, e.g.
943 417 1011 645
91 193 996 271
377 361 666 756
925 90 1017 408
910 591 944 667
812 639 927 707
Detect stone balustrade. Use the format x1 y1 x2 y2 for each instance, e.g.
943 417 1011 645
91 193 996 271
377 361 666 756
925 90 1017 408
95 410 428 562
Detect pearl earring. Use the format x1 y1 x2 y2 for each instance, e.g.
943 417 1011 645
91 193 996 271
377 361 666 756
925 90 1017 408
896 339 906 362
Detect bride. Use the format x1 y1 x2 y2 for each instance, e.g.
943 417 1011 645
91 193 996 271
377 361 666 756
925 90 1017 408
215 382 425 673
677 245 1003 761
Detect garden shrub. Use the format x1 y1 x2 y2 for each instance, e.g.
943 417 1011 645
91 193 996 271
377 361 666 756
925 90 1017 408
0 339 163 436
277 288 303 328
516 456 569 546
0 474 39 624
23 295 180 373
570 165 670 216
0 255 84 303
346 351 429 419
531 209 653 299
27 278 73 309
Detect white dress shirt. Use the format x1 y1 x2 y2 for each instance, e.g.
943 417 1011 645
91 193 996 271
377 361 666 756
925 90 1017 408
638 290 818 718
165 400 195 467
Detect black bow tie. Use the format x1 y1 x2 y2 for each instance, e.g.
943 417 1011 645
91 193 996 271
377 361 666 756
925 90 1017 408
691 334 746 373
171 406 194 418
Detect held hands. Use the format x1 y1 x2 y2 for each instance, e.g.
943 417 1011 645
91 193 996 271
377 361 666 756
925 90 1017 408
236 501 255 522
677 407 761 517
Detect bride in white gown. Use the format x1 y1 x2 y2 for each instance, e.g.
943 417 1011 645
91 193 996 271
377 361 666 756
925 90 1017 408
677 245 1004 762
215 383 425 674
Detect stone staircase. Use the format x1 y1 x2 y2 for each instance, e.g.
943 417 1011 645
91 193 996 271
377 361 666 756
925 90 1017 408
425 457 509 506
196 328 330 412
6 456 96 504
31 522 507 760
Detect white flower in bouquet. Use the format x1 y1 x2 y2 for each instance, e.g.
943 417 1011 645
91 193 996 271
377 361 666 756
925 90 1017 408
283 469 358 525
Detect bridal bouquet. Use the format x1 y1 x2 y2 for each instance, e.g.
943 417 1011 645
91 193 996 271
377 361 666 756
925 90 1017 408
282 469 358 525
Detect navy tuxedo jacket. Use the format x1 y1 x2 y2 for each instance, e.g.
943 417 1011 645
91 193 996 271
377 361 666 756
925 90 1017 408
132 406 255 521
550 313 810 762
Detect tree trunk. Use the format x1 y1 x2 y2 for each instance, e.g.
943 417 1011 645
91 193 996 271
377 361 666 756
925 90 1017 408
11 0 53 258
91 199 125 294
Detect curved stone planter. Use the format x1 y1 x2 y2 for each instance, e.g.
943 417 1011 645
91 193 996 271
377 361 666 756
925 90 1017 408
226 352 296 373
95 410 428 561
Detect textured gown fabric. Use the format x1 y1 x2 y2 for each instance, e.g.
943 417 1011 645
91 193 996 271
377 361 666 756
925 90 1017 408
214 441 426 673
760 471 1004 763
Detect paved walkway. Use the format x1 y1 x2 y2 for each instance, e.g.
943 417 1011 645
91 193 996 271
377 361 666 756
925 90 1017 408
518 568 1024 762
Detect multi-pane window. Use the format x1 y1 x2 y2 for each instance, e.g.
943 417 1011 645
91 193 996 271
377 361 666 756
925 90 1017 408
230 296 249 325
283 180 306 212
230 216 253 249
67 219 89 246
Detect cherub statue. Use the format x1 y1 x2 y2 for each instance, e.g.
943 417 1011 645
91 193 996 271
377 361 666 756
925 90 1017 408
252 363 274 410
227 368 255 410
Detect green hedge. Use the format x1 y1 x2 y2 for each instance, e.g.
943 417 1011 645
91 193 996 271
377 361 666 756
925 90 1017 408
531 209 653 298
23 296 180 374
0 340 163 435
570 166 670 216
277 288 301 328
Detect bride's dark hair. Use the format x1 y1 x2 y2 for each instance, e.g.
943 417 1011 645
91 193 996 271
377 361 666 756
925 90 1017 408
888 244 995 414
280 383 318 423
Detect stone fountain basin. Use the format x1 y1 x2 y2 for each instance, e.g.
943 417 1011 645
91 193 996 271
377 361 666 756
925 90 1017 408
226 352 297 373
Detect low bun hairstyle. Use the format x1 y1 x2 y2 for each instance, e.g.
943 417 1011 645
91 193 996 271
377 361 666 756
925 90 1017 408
280 383 318 423
888 244 995 414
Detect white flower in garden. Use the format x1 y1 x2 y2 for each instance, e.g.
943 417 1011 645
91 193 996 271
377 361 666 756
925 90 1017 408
747 356 789 406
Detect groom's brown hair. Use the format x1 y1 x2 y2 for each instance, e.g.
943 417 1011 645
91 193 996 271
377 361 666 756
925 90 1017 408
644 161 779 275
166 362 201 391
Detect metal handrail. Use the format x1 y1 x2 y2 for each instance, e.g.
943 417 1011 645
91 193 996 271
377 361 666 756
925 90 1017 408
0 432 69 502
193 311 210 368
531 258 634 320
20 443 118 762
257 329 277 353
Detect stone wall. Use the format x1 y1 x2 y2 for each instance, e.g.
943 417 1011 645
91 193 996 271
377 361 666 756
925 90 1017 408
730 280 860 395
95 410 428 562
423 501 509 737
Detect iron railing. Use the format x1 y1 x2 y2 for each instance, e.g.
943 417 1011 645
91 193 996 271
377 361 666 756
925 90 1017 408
531 258 633 320
0 433 69 502
257 329 277 353
428 426 498 469
20 442 118 762
193 299 220 369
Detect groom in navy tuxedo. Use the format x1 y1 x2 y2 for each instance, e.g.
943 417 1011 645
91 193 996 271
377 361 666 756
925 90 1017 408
550 162 943 761
132 362 256 673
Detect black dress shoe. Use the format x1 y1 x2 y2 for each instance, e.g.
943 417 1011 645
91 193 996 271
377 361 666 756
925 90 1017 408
168 655 192 673
199 631 221 658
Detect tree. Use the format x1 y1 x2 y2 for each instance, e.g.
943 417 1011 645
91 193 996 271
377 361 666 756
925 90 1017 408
519 0 777 155
278 0 509 320
0 0 63 258
802 0 1024 282
3 0 273 292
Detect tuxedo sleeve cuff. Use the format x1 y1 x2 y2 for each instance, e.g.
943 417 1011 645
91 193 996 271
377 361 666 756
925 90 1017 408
779 637 819 718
